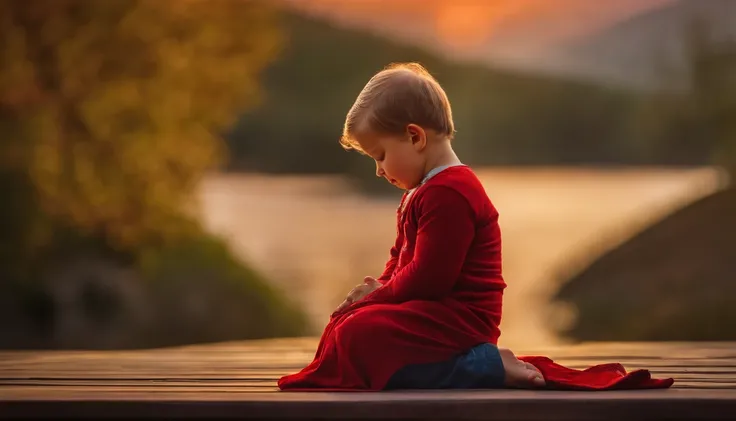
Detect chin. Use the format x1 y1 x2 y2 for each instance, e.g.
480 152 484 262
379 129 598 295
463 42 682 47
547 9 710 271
399 181 421 190
387 180 404 190
386 177 417 190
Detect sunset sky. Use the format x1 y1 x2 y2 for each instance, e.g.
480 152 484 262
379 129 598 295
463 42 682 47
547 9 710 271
282 0 677 58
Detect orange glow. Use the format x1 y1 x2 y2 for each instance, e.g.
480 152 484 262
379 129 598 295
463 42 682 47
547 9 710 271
280 0 677 51
434 2 526 49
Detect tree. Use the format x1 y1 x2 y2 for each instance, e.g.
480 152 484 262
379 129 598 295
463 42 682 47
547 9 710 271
0 0 282 254
683 21 736 175
637 20 736 175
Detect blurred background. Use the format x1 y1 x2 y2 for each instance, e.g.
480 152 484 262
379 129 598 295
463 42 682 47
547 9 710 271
1 0 734 351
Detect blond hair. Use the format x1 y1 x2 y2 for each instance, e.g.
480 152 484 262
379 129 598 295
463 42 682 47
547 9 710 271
340 62 455 153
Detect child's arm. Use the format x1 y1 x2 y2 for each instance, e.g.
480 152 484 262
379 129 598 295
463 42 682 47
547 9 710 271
376 192 410 283
377 242 400 283
370 186 475 303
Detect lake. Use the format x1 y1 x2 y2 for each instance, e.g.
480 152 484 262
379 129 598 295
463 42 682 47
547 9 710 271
197 166 727 348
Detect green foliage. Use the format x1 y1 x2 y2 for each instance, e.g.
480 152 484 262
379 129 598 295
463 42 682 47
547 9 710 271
680 23 736 173
137 232 310 346
631 20 736 173
0 0 310 348
0 0 282 251
0 228 310 349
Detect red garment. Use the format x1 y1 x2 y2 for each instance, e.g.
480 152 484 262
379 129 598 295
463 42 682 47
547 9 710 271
277 166 674 391
279 166 505 391
518 357 674 390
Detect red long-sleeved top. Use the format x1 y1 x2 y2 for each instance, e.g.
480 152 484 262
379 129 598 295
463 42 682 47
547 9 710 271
278 166 506 390
371 166 506 325
278 166 674 391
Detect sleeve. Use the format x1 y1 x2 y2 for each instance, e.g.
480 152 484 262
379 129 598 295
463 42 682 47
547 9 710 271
371 185 476 303
377 242 400 284
376 191 409 284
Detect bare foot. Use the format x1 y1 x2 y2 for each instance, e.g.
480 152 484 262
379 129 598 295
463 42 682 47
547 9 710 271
499 348 546 388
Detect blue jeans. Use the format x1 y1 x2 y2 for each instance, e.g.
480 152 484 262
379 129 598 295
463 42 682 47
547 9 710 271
384 343 506 390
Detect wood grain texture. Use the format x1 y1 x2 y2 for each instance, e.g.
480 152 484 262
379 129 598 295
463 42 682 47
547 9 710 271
1 339 735 420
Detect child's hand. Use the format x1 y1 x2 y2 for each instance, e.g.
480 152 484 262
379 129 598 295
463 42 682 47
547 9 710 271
335 276 382 313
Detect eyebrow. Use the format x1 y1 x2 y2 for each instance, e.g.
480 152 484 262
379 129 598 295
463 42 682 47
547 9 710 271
358 141 380 158
366 147 384 160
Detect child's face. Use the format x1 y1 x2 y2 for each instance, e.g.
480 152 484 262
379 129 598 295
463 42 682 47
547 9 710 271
355 128 427 190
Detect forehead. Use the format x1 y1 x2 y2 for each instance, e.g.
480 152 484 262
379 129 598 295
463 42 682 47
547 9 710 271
353 131 380 151
353 130 392 156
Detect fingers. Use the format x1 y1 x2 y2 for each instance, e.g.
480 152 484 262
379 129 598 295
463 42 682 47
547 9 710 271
364 276 380 287
347 286 364 302
335 299 351 312
335 278 381 314
335 287 360 313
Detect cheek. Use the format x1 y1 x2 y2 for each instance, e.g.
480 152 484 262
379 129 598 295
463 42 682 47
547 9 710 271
385 158 404 176
386 156 418 180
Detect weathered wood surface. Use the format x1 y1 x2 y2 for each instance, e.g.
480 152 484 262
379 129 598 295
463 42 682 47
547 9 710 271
1 338 735 420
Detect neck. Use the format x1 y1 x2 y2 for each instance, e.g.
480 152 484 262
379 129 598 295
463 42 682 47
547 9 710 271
423 139 461 176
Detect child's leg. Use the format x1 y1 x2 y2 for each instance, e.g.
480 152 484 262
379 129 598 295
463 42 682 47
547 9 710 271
384 344 545 390
384 343 506 390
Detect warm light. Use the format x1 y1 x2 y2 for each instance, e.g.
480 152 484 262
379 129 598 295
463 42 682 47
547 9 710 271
280 0 678 52
434 2 526 49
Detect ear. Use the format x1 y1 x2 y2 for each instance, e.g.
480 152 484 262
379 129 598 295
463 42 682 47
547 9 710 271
406 124 427 150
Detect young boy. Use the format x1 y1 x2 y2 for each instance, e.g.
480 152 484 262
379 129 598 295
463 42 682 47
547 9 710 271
278 62 545 391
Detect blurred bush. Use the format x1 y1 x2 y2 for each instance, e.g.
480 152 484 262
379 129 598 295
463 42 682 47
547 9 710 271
139 233 310 347
0 0 309 349
632 20 736 175
0 0 282 250
0 229 309 350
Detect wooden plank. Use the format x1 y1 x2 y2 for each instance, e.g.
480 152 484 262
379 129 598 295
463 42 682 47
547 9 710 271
1 339 735 420
2 390 735 420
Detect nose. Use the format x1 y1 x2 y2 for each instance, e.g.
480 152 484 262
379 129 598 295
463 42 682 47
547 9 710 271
375 162 384 178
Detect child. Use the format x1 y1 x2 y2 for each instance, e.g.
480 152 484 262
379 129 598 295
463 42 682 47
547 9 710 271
278 62 543 391
278 63 673 392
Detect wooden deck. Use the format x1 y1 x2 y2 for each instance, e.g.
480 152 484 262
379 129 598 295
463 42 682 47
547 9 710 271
1 338 735 420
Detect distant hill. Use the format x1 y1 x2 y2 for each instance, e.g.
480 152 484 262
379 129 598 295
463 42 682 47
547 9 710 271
551 187 736 341
559 0 736 89
225 8 649 191
277 0 677 86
